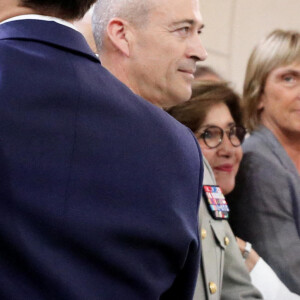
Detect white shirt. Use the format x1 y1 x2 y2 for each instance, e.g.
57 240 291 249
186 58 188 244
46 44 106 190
0 14 77 31
251 258 300 300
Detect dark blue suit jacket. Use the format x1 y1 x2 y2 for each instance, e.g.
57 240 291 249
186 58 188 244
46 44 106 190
0 20 203 299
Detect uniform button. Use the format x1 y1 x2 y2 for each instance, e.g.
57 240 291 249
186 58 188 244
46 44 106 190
209 282 217 294
201 229 207 239
224 236 230 246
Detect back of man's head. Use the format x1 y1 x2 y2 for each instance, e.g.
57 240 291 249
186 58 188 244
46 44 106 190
19 0 96 20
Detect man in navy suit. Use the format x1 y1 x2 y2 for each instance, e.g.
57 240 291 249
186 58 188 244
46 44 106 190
0 0 206 299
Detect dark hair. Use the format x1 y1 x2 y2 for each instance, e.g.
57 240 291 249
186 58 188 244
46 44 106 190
167 81 243 133
20 0 96 20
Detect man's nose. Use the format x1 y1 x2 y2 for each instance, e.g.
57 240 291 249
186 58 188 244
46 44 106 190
187 35 208 61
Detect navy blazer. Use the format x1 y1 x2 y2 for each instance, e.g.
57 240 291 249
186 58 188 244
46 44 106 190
0 20 203 299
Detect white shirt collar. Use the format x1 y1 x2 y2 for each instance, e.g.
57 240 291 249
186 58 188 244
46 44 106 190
0 14 77 31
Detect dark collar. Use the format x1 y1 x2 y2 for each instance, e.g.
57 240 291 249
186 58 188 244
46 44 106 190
0 19 99 63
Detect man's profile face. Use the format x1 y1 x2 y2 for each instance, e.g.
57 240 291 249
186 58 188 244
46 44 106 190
127 0 207 108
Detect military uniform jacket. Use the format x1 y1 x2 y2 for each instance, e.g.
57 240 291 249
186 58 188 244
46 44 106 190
194 159 262 300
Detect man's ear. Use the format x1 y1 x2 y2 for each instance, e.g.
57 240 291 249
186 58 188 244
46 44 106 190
106 18 131 57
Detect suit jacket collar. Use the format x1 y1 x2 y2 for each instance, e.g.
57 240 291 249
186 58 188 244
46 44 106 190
0 19 99 63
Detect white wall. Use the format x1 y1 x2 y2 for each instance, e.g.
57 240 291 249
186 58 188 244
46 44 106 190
199 0 300 92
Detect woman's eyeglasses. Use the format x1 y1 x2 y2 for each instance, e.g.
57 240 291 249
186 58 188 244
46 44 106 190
198 125 247 149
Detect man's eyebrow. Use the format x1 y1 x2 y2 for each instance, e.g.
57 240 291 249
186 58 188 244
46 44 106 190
172 19 205 29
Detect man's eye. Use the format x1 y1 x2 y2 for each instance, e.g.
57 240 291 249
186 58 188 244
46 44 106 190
177 27 190 35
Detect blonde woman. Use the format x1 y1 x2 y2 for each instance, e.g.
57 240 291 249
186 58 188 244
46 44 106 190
228 29 300 295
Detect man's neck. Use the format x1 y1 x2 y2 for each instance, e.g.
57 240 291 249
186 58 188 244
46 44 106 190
100 52 136 95
101 53 163 109
0 3 73 24
0 3 35 23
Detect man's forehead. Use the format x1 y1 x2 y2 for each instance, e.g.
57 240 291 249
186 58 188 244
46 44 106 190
149 0 203 26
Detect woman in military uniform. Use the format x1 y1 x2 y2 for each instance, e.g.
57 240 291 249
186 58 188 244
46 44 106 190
167 81 299 299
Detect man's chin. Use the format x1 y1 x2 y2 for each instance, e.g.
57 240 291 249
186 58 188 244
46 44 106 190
160 86 192 108
180 86 192 102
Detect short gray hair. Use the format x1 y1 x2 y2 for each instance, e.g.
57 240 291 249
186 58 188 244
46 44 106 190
92 0 152 51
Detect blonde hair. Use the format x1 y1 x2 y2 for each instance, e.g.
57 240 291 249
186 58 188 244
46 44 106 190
244 29 300 132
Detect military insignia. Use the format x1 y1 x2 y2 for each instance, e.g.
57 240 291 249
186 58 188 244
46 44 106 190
203 185 230 220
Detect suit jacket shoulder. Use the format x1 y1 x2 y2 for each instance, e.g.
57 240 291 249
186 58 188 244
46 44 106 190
0 20 202 300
